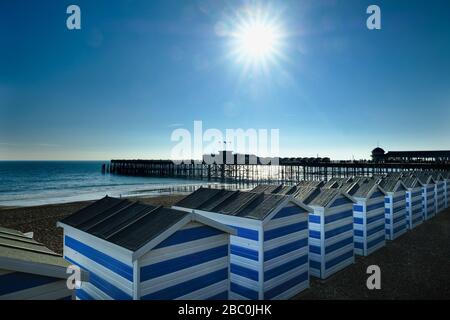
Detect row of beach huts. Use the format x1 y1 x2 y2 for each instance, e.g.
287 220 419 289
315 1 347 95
1 170 449 300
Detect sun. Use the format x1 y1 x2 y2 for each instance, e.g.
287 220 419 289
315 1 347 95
228 6 285 71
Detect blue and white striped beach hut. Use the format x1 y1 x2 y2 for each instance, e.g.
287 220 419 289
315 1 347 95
443 171 450 208
431 172 446 213
351 180 387 256
415 173 437 220
379 177 408 240
295 187 356 279
402 176 425 230
173 188 312 300
58 196 235 300
0 226 82 300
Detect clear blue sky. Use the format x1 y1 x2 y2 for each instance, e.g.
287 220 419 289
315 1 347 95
1 0 449 160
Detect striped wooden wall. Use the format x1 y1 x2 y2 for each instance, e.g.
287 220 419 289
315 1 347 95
353 192 386 256
63 233 134 300
263 204 309 299
385 191 407 241
406 187 424 230
422 184 436 220
309 196 355 279
138 222 229 300
435 182 446 213
0 269 72 300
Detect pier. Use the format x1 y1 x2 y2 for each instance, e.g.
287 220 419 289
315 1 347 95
106 150 450 183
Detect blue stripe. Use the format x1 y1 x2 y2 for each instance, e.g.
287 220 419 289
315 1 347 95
393 195 404 203
353 205 364 212
264 221 308 241
65 256 132 300
264 271 308 299
154 226 223 249
309 245 321 255
140 245 228 282
384 197 391 204
367 202 385 211
272 206 306 219
309 230 321 239
354 241 363 249
309 260 321 270
230 263 258 281
230 244 259 261
394 224 406 234
325 236 353 254
412 191 422 197
371 191 384 199
0 272 60 296
142 268 228 300
230 282 259 300
325 209 353 224
393 214 405 224
385 208 390 214
64 236 133 281
367 224 385 236
367 235 385 249
411 199 422 207
354 229 363 237
325 250 354 270
367 212 385 224
264 255 308 281
412 216 423 224
207 291 228 300
330 197 351 207
393 206 405 214
232 226 259 241
264 238 308 261
309 215 321 224
325 223 353 239
76 289 94 300
354 217 363 224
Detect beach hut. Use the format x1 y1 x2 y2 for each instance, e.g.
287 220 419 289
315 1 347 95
443 171 450 208
415 172 437 220
173 188 312 300
0 226 82 300
402 176 425 230
378 177 408 240
351 180 387 256
295 187 356 279
431 172 446 213
57 196 235 300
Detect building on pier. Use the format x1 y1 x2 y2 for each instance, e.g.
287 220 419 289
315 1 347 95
173 188 312 300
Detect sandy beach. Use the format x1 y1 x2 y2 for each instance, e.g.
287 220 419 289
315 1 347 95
0 194 186 254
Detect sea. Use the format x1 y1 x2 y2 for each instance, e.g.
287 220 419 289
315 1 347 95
0 161 237 207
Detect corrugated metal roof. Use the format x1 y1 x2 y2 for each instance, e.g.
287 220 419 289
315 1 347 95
0 226 69 269
402 176 422 189
293 187 321 205
323 178 348 189
175 188 288 220
307 188 347 207
59 196 190 251
414 172 434 185
353 179 380 198
378 177 401 193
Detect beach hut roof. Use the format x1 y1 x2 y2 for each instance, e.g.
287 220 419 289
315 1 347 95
0 226 82 280
402 176 423 189
414 172 435 185
323 177 350 189
175 188 307 220
305 188 356 208
250 184 283 194
378 176 406 193
293 186 321 204
339 181 361 196
353 179 386 198
297 180 325 188
431 171 444 181
58 196 235 254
